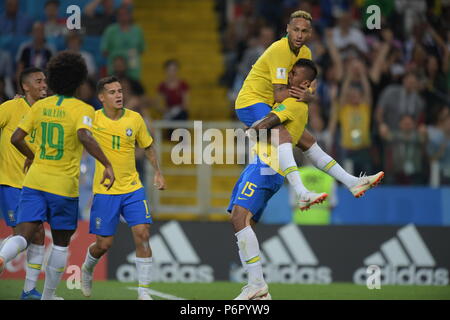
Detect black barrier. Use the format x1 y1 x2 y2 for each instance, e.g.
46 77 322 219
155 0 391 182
108 222 450 285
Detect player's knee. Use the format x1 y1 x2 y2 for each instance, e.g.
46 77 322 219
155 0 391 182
230 206 248 230
96 238 113 253
31 224 46 245
298 130 317 151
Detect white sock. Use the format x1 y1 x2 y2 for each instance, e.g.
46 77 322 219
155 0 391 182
83 244 100 273
41 245 68 300
135 256 153 296
0 235 27 262
238 250 248 273
235 226 264 286
278 143 309 196
303 142 358 188
24 244 45 292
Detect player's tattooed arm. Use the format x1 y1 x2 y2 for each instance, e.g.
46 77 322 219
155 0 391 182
11 128 34 172
77 128 115 190
273 84 290 103
251 112 282 131
145 145 166 190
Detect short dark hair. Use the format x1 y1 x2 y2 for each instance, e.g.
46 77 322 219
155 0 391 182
45 0 60 8
96 76 120 94
47 51 87 96
164 59 179 69
293 58 318 81
19 67 44 93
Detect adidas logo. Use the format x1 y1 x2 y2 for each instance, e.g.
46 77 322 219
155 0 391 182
353 224 449 285
116 221 214 283
230 224 332 284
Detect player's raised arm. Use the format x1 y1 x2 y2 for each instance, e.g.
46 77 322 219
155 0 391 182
77 128 115 190
144 145 166 190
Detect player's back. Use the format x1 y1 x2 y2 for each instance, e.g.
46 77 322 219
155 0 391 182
18 95 95 197
235 38 312 109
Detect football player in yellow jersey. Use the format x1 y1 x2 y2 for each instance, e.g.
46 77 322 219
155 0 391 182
235 10 383 208
0 52 115 300
80 77 165 301
0 67 47 300
229 59 320 300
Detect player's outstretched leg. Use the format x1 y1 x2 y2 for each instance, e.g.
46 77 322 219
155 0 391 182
301 133 384 197
231 206 270 300
81 237 112 297
21 224 46 300
131 224 153 300
0 222 40 277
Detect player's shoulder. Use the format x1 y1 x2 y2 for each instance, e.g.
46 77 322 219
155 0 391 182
266 37 289 54
281 97 307 108
299 45 312 58
0 98 20 110
124 108 145 122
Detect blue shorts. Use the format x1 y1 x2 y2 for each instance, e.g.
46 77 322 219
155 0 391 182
0 185 22 227
17 187 79 230
89 188 152 236
235 103 272 127
227 157 284 222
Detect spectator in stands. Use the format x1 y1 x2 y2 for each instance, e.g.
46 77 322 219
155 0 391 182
379 114 427 184
15 22 55 86
422 54 449 123
426 107 450 184
375 71 425 133
329 58 373 175
112 55 145 98
0 49 14 99
43 0 66 38
157 59 190 121
101 5 145 80
77 78 102 110
331 10 369 58
83 0 117 36
66 31 97 77
229 26 275 102
0 0 33 36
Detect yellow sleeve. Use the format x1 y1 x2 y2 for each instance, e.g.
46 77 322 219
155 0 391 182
18 106 35 134
0 101 10 128
136 115 153 149
267 45 292 85
76 104 95 132
299 46 312 60
271 98 302 123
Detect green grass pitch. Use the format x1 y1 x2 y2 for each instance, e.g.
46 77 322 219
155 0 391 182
1 280 450 300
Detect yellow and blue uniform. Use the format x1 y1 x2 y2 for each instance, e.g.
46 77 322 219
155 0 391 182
16 95 95 230
89 108 153 236
235 37 311 126
228 98 309 221
0 98 36 227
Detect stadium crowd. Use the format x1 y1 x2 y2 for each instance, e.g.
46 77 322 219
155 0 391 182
217 0 449 186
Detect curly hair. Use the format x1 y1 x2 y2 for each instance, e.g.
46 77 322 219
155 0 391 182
47 51 87 96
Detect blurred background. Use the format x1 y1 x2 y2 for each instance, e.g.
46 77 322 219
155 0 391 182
0 0 449 227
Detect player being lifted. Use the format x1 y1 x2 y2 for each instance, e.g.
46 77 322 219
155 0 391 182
80 77 166 300
230 59 318 300
0 67 47 299
234 10 383 209
0 52 115 300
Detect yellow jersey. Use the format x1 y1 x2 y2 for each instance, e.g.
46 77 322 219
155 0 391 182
0 98 37 189
255 97 308 174
235 38 312 109
338 103 371 150
92 108 153 195
18 95 95 197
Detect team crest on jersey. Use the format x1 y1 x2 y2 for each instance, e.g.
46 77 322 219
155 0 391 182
126 128 133 137
95 217 102 229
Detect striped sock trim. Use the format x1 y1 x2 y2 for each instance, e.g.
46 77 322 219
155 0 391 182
245 256 260 264
56 267 65 273
323 160 337 172
27 263 42 270
138 284 151 288
283 166 298 176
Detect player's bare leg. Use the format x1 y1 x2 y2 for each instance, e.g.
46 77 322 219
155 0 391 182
230 205 271 300
40 229 74 300
298 129 384 197
81 235 113 297
131 224 153 300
